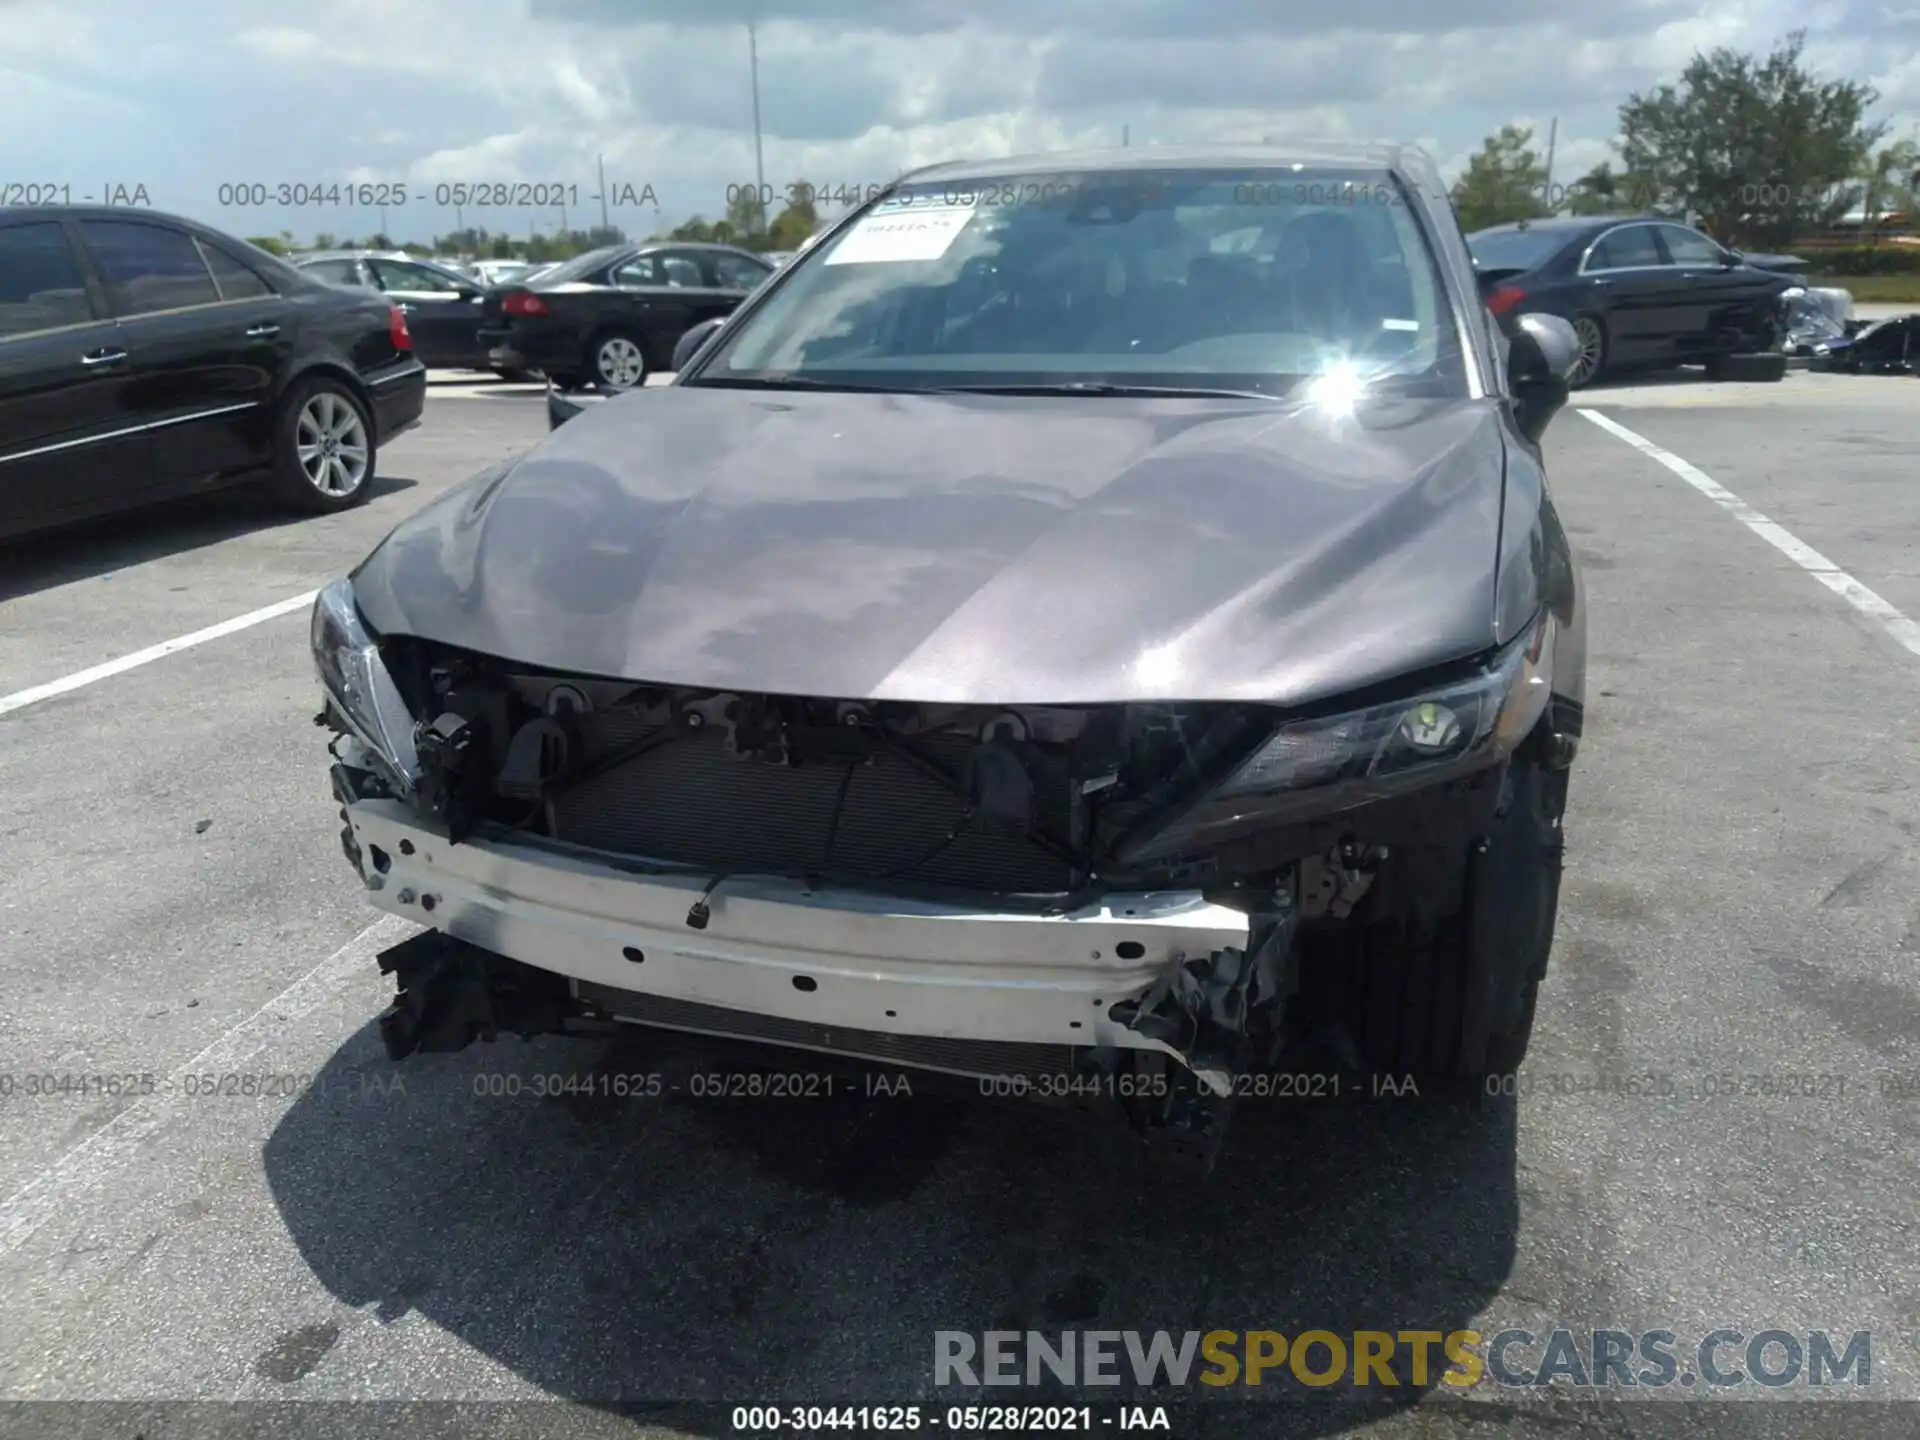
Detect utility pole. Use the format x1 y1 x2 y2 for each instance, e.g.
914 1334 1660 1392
598 153 610 233
748 22 766 233
1122 125 1130 147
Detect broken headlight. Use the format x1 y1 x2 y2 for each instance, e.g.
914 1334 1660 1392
1216 614 1554 802
311 577 419 792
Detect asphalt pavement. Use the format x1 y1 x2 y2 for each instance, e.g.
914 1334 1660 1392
1 365 1917 1439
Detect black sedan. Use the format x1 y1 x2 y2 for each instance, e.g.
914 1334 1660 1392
1467 216 1794 386
0 206 424 541
291 250 531 377
477 241 775 393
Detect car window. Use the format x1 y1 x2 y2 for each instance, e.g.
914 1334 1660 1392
0 222 97 338
1467 227 1568 273
1658 225 1725 267
699 166 1467 399
711 252 772 289
198 240 273 300
81 220 223 315
371 259 464 293
659 253 708 287
302 258 366 287
1585 224 1663 271
611 254 664 286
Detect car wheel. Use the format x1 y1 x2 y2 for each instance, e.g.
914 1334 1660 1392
1342 756 1568 1084
1568 315 1607 388
267 376 376 514
588 330 649 393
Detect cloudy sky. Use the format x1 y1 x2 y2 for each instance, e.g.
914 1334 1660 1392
3 0 1916 245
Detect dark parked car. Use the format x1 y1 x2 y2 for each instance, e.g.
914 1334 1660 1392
0 207 424 541
477 241 775 393
314 144 1586 1167
291 250 532 378
1467 216 1795 386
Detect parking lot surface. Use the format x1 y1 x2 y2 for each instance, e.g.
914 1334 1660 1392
1 366 1917 1437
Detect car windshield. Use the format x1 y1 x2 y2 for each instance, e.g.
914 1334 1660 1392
1467 227 1567 272
692 167 1467 398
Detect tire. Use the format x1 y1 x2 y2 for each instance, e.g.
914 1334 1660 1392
1345 757 1569 1083
266 375 376 514
1568 314 1607 388
587 329 649 394
1704 351 1787 383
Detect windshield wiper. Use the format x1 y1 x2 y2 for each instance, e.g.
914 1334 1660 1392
925 381 1287 401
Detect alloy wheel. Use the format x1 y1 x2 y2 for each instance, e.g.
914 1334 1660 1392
595 336 646 389
295 391 370 496
1569 317 1605 387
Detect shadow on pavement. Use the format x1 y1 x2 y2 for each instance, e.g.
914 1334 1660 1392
263 1021 1519 1433
0 475 418 602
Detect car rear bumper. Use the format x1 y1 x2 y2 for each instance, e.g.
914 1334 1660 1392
342 795 1248 1078
480 323 577 374
365 359 426 442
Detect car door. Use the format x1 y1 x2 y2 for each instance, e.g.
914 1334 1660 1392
1654 223 1774 354
367 257 484 368
76 217 291 489
0 217 154 530
605 250 696 364
1575 223 1679 363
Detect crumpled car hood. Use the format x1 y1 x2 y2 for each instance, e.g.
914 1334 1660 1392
351 387 1511 707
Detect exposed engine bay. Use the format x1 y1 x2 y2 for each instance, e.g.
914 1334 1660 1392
372 638 1366 899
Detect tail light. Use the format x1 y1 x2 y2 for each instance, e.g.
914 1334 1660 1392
502 290 550 317
388 303 412 350
1485 284 1528 317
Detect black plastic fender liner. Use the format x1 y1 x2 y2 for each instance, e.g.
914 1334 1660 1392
375 930 576 1060
1455 759 1565 1075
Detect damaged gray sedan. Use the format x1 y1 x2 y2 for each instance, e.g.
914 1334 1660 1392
313 144 1586 1161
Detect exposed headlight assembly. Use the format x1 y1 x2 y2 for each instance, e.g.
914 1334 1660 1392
1123 616 1555 860
1217 615 1553 800
311 577 419 792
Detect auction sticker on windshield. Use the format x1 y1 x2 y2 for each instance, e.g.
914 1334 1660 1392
824 204 974 264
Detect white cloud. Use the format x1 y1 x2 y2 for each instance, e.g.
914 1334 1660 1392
0 0 1909 242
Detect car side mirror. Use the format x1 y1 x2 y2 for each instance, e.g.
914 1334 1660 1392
1508 312 1578 443
457 284 482 301
671 316 726 372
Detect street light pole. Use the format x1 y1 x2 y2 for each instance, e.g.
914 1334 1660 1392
749 22 766 231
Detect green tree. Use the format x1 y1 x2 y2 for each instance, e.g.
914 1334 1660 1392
1859 137 1920 241
767 190 820 250
1617 30 1883 247
244 235 288 255
1450 125 1551 231
724 186 768 244
1564 162 1656 216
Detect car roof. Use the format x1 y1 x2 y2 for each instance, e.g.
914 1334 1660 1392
895 141 1425 186
1469 215 1671 239
295 249 415 261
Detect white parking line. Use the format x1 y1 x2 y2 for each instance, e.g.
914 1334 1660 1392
1581 409 1920 661
0 913 416 1262
0 590 318 719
